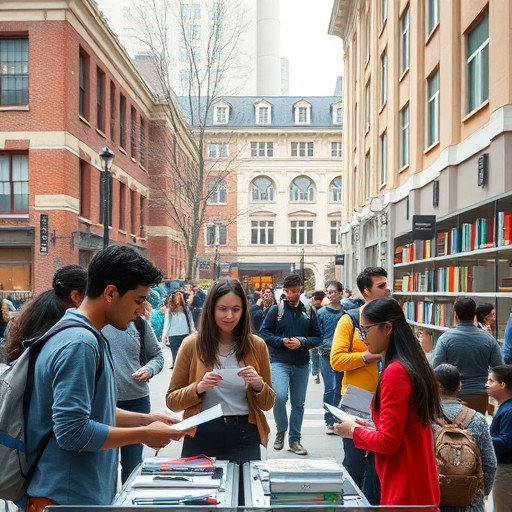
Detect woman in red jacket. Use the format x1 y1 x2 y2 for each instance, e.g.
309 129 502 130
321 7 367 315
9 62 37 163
335 298 440 506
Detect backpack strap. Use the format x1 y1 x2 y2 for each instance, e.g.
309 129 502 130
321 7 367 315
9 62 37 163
345 308 360 353
133 316 147 366
453 406 475 430
277 301 285 322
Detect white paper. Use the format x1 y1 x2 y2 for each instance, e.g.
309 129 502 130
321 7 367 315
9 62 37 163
324 403 362 423
172 403 223 431
340 384 374 420
213 368 246 386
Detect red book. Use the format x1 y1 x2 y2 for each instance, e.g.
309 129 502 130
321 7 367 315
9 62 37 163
485 217 495 248
470 223 477 251
448 267 455 293
505 213 512 246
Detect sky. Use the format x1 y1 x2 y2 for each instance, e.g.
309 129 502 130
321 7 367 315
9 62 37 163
95 0 344 97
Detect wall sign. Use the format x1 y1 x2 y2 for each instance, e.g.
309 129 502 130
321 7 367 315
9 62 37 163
478 153 488 187
40 214 49 254
335 255 345 265
412 215 436 241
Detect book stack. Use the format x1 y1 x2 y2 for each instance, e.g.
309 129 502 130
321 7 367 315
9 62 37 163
268 458 344 505
499 278 512 292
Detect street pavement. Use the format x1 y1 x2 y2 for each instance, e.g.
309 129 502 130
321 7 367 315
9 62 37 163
144 348 345 463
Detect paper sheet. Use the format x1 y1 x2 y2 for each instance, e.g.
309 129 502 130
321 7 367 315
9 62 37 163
213 368 246 386
341 384 373 419
172 403 223 431
324 403 364 423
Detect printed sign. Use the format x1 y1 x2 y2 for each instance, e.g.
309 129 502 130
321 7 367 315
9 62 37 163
40 214 49 254
412 215 436 241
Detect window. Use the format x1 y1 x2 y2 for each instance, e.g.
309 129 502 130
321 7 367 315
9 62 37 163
179 46 187 62
0 154 28 213
365 8 370 62
331 142 342 158
79 49 89 118
207 224 227 245
96 67 105 132
381 0 387 25
426 0 439 37
257 106 270 124
208 143 228 158
192 45 201 63
0 38 28 105
119 181 126 230
427 70 440 147
192 25 201 40
401 5 410 73
329 177 342 202
192 3 201 18
380 50 387 106
330 220 341 245
251 177 274 201
140 116 146 164
130 189 136 234
180 69 189 91
298 107 309 123
139 196 146 238
335 107 342 124
119 93 126 148
467 11 489 112
290 220 313 245
79 160 90 219
401 105 409 167
214 106 228 124
109 81 115 142
130 106 136 159
0 247 31 292
291 142 314 157
365 80 371 132
380 132 387 186
290 176 314 201
365 151 371 198
251 220 274 245
207 178 227 204
250 142 273 157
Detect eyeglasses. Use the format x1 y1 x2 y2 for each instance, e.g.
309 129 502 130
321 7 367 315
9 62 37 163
359 322 388 339
327 289 339 295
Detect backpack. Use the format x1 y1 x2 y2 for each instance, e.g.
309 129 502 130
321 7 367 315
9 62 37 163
433 406 483 507
342 308 360 352
277 300 313 322
0 320 104 502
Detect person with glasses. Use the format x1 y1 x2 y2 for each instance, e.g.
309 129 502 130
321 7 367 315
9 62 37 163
316 281 345 434
336 297 441 506
330 267 390 504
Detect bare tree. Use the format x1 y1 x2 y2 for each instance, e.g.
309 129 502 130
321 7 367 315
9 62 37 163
132 0 248 280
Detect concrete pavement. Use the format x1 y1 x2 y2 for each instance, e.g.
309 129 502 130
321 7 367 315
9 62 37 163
144 348 344 463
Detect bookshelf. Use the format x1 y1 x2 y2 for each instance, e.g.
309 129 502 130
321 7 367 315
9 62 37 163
393 195 512 349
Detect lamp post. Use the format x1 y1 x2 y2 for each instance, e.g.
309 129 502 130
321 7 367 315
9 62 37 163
99 146 114 248
300 246 305 285
214 242 220 281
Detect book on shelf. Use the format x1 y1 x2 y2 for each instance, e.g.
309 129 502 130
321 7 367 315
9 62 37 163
437 232 449 257
497 212 512 247
499 277 512 292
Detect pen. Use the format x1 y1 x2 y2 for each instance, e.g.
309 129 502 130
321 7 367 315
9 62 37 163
153 475 191 481
182 497 219 505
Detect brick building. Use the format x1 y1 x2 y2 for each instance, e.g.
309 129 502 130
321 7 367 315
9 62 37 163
0 0 194 300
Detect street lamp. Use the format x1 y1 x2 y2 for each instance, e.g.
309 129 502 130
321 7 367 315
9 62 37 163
99 146 114 248
214 242 220 281
300 246 305 285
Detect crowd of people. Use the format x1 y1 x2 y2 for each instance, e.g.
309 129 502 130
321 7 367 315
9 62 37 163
2 245 512 511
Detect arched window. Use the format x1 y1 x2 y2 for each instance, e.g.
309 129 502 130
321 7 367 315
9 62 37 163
207 178 227 204
251 177 274 202
289 176 314 201
329 177 342 202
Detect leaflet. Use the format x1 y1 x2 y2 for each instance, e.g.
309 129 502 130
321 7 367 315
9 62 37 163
324 403 362 423
171 403 223 431
213 368 246 386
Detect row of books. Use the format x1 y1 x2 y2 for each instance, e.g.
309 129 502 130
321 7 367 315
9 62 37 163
402 300 455 327
499 278 512 292
394 212 512 264
396 265 494 293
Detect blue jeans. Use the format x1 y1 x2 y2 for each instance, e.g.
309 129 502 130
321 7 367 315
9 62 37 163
169 334 186 364
271 362 309 444
319 353 343 426
117 395 151 483
342 437 381 505
309 347 320 375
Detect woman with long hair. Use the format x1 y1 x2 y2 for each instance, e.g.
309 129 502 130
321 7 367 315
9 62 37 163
335 297 440 506
162 290 194 367
4 264 87 362
166 279 275 497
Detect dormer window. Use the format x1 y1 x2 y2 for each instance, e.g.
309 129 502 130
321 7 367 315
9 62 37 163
332 101 343 125
254 99 272 125
294 100 312 125
215 106 228 124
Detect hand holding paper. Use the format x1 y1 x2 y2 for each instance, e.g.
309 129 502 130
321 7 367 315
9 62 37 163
172 403 224 432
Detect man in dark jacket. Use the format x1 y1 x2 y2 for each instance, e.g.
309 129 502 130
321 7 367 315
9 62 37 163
260 274 321 455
